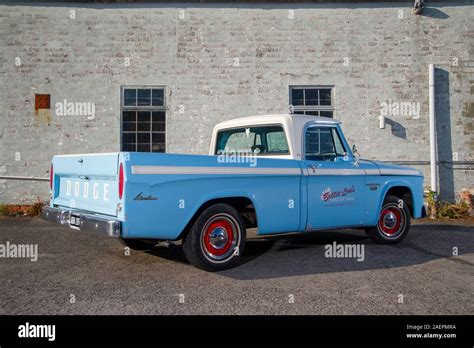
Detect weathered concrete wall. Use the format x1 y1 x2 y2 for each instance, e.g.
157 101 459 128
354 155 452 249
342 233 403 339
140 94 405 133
0 1 473 204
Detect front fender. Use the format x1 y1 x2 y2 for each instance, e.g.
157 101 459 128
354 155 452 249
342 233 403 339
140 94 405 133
369 177 424 226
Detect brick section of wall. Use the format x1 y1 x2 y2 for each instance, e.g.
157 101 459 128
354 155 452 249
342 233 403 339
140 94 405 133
0 2 473 203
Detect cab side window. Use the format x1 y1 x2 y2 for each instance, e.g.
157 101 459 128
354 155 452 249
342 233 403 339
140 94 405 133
305 127 346 161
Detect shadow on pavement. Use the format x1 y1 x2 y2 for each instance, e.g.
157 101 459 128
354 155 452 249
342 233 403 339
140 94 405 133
220 224 474 280
138 223 474 280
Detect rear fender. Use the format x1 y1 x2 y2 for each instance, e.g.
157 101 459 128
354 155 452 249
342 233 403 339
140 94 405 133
178 190 261 239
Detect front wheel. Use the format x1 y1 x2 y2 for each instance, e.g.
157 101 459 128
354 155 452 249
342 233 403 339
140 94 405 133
182 203 246 272
365 195 411 244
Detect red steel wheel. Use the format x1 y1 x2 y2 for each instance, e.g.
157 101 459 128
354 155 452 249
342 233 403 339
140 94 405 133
365 195 411 244
378 205 404 238
203 219 234 257
183 203 246 271
200 213 240 263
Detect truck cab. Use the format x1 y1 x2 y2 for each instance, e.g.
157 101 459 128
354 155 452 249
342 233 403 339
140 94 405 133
210 114 344 160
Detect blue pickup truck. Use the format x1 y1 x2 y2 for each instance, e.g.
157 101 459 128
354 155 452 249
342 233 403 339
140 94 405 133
41 114 426 271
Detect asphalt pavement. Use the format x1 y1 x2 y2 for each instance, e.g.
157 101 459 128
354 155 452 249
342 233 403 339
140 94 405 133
0 217 472 315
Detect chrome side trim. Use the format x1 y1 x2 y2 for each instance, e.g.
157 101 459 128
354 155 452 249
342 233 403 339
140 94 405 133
131 166 302 175
379 169 422 176
307 168 366 176
363 169 381 175
131 166 419 176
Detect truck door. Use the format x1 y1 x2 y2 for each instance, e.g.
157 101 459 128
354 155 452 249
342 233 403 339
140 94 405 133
303 125 365 230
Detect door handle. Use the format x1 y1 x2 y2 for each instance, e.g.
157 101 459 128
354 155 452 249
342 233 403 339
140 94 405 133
308 163 322 169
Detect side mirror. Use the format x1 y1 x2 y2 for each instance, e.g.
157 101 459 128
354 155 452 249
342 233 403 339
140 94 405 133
352 144 360 166
352 144 359 155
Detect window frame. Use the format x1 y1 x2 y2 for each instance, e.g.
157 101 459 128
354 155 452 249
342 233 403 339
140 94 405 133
214 123 291 156
289 85 335 118
120 86 166 153
303 125 348 162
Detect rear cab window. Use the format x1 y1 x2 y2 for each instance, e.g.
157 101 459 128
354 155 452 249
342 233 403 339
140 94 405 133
215 125 290 156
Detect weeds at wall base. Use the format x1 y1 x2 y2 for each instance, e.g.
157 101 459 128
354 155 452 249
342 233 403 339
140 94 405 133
0 199 46 217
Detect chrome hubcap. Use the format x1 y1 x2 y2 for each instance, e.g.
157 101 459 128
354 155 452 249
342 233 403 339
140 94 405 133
201 214 240 262
209 227 228 250
383 212 397 229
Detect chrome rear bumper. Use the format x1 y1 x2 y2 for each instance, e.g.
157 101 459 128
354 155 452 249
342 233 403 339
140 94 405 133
41 206 121 237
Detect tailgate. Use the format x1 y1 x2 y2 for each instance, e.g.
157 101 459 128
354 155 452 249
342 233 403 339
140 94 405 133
51 153 120 216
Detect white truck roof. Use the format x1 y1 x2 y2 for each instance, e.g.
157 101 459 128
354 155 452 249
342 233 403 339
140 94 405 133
210 114 342 159
214 113 340 130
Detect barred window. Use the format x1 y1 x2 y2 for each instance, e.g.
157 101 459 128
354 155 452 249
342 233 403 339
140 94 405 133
121 87 166 152
290 86 334 118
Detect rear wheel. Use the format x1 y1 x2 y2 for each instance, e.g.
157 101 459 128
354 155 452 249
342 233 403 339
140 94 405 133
183 203 246 272
365 195 411 244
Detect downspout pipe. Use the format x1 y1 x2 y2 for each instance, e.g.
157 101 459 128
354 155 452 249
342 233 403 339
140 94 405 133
429 64 438 195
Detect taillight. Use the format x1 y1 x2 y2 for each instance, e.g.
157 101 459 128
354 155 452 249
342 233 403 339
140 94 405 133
118 163 124 199
49 164 53 190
